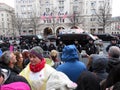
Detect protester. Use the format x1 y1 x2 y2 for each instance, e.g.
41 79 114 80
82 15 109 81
75 71 100 90
22 49 30 67
20 46 77 90
92 58 108 82
14 51 25 72
56 45 87 82
0 67 29 85
105 63 120 89
0 51 19 75
1 82 31 90
106 46 120 73
50 50 61 68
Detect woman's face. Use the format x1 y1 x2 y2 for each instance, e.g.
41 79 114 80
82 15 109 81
19 54 23 62
0 75 4 84
29 54 41 65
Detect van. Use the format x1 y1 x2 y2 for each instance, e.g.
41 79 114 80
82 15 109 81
56 33 96 48
93 33 118 41
20 35 43 44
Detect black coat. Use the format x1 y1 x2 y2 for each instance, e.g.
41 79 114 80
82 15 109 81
76 71 100 90
105 63 120 88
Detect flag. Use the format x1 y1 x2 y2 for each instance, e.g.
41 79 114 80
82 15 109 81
63 12 67 19
41 12 46 20
56 15 59 20
48 12 53 20
70 14 75 22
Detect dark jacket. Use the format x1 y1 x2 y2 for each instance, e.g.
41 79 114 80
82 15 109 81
105 63 120 88
85 43 97 55
106 44 120 52
57 43 65 52
0 63 19 75
106 57 120 73
48 44 56 51
92 58 108 82
76 71 100 90
0 68 29 85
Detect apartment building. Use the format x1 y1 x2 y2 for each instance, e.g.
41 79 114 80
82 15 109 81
0 3 15 37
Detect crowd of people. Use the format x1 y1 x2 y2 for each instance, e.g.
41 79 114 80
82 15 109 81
0 36 120 90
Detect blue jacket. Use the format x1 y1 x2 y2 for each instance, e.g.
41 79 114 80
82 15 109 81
56 45 87 82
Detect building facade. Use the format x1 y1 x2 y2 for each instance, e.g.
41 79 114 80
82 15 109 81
110 17 120 34
15 0 112 36
0 3 15 37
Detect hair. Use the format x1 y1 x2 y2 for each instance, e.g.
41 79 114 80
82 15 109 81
0 68 2 76
22 51 29 60
0 51 12 65
108 46 120 58
14 51 21 61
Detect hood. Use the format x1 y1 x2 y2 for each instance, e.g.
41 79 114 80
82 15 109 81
92 58 108 73
61 45 79 62
108 58 120 66
1 68 11 84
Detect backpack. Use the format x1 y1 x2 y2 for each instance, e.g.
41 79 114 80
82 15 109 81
1 82 31 90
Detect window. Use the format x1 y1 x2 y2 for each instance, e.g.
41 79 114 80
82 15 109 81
1 14 3 16
2 18 4 21
46 8 50 13
91 1 96 7
91 9 96 15
59 6 64 11
59 0 64 5
7 18 9 21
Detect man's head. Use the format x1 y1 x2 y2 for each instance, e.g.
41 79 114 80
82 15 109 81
0 51 17 68
111 38 117 45
108 46 120 58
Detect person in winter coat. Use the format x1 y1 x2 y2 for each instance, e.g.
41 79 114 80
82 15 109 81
92 58 108 83
56 45 87 82
105 63 120 89
0 67 29 85
76 71 100 90
1 82 31 90
106 46 120 73
0 51 19 75
20 46 77 90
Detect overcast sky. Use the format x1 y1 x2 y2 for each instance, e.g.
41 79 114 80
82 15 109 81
0 0 120 17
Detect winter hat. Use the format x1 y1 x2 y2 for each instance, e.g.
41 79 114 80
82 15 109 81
61 45 79 62
92 58 108 73
30 46 44 59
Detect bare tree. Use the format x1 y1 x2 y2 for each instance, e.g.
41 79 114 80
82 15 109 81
12 16 23 36
29 12 39 35
92 0 112 32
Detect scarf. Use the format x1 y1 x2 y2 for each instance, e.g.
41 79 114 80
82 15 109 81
29 59 46 72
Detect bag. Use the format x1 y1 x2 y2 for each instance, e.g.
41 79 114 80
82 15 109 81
1 82 31 90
